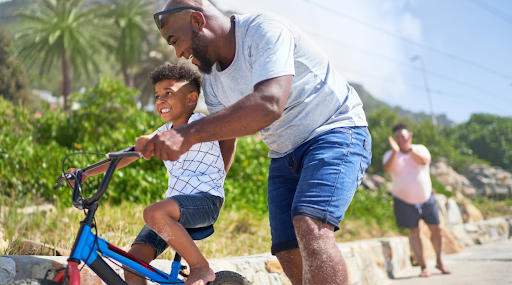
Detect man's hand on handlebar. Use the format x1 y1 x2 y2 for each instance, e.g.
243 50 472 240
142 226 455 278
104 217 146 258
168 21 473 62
135 135 154 160
141 129 194 161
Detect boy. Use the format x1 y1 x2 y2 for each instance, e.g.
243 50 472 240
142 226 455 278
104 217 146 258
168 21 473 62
68 63 227 285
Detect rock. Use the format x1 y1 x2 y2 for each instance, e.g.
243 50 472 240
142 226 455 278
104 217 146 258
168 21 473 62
450 224 475 247
464 204 484 223
430 161 477 197
445 198 464 225
415 218 464 261
266 259 283 273
461 217 510 245
7 239 71 256
0 257 15 284
0 229 9 253
462 164 512 198
360 174 388 191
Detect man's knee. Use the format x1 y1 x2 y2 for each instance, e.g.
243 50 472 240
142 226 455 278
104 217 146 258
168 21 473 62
428 224 443 237
408 227 420 238
292 215 334 241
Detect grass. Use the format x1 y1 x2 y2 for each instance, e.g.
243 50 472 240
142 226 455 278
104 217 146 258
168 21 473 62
472 197 512 219
5 188 507 260
1 199 273 260
2 189 406 260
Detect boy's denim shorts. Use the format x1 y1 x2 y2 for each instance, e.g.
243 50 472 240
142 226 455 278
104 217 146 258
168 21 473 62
133 191 223 257
268 126 372 255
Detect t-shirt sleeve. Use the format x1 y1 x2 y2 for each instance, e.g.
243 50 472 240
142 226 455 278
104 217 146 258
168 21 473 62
383 150 393 164
247 20 296 86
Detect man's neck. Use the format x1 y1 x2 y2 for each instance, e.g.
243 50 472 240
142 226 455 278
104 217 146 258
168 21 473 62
217 16 236 71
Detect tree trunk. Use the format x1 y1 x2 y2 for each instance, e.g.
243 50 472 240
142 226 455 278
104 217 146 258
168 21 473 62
122 62 134 88
61 52 71 111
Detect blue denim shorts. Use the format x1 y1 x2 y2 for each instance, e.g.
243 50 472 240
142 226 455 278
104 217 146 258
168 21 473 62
267 126 372 254
394 195 440 228
132 192 223 257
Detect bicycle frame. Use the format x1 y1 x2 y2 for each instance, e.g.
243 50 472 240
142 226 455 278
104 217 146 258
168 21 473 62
52 147 186 284
54 205 185 285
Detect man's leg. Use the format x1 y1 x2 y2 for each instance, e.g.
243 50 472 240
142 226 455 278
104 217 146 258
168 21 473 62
408 227 430 277
294 215 348 285
428 224 451 274
275 248 303 285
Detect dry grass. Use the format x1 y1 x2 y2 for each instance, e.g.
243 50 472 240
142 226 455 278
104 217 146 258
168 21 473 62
1 201 272 259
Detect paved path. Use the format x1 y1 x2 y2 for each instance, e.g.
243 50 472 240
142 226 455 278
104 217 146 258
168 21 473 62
390 239 512 285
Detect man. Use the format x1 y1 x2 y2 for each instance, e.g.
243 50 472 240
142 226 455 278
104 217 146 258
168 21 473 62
143 1 372 284
383 122 452 278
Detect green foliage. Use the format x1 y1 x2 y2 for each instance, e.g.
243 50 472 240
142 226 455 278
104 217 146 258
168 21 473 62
0 77 271 212
224 137 270 213
430 174 451 197
450 114 512 173
14 0 114 101
0 29 28 101
101 0 154 73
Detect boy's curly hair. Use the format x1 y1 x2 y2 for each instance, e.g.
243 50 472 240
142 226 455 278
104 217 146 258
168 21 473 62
149 63 202 94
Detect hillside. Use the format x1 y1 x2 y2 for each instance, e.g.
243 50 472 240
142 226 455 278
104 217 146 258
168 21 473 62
351 82 454 126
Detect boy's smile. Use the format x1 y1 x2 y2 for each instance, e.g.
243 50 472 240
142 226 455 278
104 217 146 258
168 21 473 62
154 79 198 127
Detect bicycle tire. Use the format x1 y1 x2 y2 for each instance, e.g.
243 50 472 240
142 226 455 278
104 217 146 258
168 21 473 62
212 271 251 285
6 279 62 285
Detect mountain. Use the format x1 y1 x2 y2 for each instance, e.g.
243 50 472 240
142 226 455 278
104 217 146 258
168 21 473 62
350 82 454 126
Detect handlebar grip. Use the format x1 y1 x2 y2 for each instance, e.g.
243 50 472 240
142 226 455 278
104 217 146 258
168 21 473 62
106 145 141 159
53 173 74 190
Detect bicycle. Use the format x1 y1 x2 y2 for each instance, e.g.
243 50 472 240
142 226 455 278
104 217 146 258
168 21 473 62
9 146 250 285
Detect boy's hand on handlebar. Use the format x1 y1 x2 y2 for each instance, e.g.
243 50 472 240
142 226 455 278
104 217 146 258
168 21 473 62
135 135 154 160
66 168 88 188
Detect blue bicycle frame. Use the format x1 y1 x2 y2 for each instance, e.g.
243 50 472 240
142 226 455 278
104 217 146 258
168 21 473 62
53 146 214 285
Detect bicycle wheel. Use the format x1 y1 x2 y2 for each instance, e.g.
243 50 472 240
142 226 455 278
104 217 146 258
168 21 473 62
212 271 251 285
6 279 62 285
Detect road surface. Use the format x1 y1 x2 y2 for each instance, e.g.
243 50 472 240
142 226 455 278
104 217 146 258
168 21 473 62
390 239 512 285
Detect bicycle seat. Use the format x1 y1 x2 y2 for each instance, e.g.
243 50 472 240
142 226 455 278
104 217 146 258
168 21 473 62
186 225 214 240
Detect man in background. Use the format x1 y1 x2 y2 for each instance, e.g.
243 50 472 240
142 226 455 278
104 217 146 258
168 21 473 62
383 122 452 278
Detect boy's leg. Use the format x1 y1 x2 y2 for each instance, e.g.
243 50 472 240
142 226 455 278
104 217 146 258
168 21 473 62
124 244 156 285
143 197 216 285
124 225 168 285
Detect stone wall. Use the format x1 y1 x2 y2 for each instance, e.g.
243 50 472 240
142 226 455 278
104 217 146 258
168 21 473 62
0 237 412 285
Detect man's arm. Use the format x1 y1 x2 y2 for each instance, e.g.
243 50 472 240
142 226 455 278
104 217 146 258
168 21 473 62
142 75 293 161
409 146 431 166
382 151 397 173
219 138 236 173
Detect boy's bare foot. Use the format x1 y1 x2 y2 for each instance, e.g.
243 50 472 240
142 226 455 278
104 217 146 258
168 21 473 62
185 267 215 285
419 267 431 277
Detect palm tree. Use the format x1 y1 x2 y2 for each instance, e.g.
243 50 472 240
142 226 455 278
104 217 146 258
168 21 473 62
15 0 113 110
101 0 154 88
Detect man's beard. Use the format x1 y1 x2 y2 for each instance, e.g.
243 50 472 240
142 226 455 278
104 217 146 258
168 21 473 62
191 30 214 74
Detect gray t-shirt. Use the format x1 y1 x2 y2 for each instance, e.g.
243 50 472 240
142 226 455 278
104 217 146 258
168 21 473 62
204 12 367 158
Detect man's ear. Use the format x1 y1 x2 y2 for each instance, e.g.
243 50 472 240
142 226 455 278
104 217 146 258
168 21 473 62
187 91 199 106
191 11 206 32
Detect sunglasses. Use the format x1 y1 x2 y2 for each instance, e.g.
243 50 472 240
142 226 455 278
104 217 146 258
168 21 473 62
153 6 203 30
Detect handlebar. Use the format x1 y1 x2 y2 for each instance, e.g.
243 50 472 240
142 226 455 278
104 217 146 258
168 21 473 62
54 146 141 209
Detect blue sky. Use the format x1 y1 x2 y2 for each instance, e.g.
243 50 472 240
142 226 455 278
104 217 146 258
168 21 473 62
212 0 512 123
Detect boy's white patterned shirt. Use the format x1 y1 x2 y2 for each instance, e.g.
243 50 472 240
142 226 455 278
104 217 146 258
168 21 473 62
151 113 226 199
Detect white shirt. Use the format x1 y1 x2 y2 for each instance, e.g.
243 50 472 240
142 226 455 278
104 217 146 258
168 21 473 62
151 113 225 199
383 144 432 204
204 12 367 158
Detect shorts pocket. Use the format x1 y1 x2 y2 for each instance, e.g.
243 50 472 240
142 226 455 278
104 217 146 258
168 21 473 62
357 138 372 184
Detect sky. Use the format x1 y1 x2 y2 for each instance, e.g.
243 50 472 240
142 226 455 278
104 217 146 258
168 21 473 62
212 0 512 123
